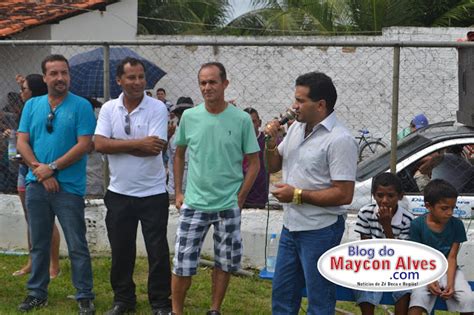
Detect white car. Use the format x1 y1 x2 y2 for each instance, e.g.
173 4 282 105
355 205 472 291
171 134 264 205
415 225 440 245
350 121 474 218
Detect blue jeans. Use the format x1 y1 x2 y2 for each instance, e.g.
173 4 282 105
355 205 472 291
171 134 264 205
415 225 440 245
272 216 345 315
26 182 94 300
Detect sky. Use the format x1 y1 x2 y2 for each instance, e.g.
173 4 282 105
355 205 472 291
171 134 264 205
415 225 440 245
227 0 258 22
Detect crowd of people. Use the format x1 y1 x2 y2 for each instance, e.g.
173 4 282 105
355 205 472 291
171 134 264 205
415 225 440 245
1 53 473 315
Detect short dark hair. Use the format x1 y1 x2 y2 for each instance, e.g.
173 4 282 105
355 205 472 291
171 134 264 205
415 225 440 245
244 107 260 119
371 172 403 195
41 54 69 74
424 179 458 206
199 62 227 81
295 72 337 113
157 88 166 94
25 74 47 97
116 57 146 78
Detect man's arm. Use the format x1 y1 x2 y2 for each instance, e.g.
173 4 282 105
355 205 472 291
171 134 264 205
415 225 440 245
238 152 260 208
94 135 166 156
174 145 187 210
264 120 282 173
271 180 354 207
17 132 38 169
33 135 93 181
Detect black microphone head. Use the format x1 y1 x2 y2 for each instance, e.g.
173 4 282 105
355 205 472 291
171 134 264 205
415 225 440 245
279 108 296 125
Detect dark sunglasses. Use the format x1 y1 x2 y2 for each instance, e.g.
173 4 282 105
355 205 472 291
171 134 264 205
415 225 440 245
46 111 55 133
124 114 131 135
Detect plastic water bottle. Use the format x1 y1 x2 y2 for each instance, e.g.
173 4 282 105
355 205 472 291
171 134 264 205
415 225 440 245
266 233 278 273
8 130 17 159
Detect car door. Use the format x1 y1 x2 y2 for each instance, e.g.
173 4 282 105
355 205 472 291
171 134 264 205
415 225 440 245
396 138 474 218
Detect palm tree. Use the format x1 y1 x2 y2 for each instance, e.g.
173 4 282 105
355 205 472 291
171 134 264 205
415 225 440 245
138 0 231 35
410 0 474 26
225 0 351 36
227 0 474 36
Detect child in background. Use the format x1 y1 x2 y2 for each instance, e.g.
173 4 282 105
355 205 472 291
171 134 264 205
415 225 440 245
354 173 413 315
408 179 474 315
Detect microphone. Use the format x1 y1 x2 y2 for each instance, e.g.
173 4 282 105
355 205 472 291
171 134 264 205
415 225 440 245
265 108 296 140
278 108 296 125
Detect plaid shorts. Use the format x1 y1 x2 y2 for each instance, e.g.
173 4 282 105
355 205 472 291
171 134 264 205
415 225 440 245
172 206 242 276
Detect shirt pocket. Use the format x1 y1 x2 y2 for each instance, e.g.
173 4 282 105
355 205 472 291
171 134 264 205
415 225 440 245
302 147 328 177
134 121 149 138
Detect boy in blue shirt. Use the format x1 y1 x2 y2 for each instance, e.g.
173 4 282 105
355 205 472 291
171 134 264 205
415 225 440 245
409 179 474 314
354 173 413 315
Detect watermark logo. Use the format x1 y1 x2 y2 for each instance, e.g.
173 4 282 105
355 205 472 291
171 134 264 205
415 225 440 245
317 239 447 291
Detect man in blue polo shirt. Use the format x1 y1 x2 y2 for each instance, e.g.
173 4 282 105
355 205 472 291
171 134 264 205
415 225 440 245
16 54 96 314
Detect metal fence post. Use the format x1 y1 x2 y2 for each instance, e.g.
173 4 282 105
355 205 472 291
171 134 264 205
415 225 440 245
103 44 110 191
390 45 400 174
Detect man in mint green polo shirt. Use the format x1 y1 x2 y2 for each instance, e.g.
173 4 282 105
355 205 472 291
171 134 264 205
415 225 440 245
171 62 260 315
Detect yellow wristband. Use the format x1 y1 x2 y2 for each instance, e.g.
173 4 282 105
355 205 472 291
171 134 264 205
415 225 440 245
292 188 303 205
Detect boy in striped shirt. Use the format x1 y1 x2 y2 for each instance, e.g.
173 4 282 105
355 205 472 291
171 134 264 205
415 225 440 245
354 173 414 315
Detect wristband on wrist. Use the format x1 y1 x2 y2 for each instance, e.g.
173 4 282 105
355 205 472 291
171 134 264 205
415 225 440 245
292 188 303 205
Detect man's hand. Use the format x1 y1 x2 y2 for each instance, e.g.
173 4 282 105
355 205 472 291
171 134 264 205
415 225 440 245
175 192 184 213
42 177 60 193
139 136 167 155
440 284 454 300
271 183 295 203
32 162 54 182
264 120 280 148
428 281 442 296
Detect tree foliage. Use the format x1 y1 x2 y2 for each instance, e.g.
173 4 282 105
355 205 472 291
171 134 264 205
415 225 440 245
137 0 474 36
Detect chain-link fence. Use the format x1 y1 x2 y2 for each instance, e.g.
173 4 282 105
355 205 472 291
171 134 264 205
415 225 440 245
0 39 473 203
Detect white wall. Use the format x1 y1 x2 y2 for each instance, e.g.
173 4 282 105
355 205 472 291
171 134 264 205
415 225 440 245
137 27 472 140
13 0 137 41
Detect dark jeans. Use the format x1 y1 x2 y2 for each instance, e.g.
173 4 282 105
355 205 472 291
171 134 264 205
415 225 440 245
26 182 94 300
104 190 171 308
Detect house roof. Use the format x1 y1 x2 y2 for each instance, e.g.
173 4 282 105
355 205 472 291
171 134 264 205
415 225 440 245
0 0 109 38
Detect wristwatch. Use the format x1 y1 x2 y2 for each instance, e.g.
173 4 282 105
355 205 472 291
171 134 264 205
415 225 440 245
48 161 58 171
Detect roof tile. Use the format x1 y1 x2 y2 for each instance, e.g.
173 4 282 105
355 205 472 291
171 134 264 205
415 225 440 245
0 0 108 38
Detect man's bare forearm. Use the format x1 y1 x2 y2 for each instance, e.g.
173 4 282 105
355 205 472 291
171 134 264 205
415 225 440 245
265 146 282 173
94 136 142 154
17 134 38 169
55 136 92 170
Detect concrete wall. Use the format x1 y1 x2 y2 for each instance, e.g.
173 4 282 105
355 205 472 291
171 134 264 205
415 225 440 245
137 27 472 140
1 194 472 280
1 27 470 139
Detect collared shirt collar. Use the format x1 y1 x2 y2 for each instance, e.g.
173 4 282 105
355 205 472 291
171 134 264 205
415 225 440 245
117 92 149 113
297 111 337 140
315 111 336 132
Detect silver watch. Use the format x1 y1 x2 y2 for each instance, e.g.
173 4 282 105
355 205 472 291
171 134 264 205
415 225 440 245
48 161 58 171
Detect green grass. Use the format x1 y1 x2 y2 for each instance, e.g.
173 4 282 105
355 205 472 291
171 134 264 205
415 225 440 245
0 255 274 314
0 254 458 314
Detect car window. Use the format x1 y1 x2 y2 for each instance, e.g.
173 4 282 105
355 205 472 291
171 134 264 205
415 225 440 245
397 143 474 194
357 134 431 181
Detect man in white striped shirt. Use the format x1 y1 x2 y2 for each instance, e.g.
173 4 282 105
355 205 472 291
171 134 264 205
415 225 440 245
354 172 414 315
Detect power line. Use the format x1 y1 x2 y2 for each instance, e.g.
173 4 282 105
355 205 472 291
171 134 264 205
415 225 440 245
137 16 382 35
